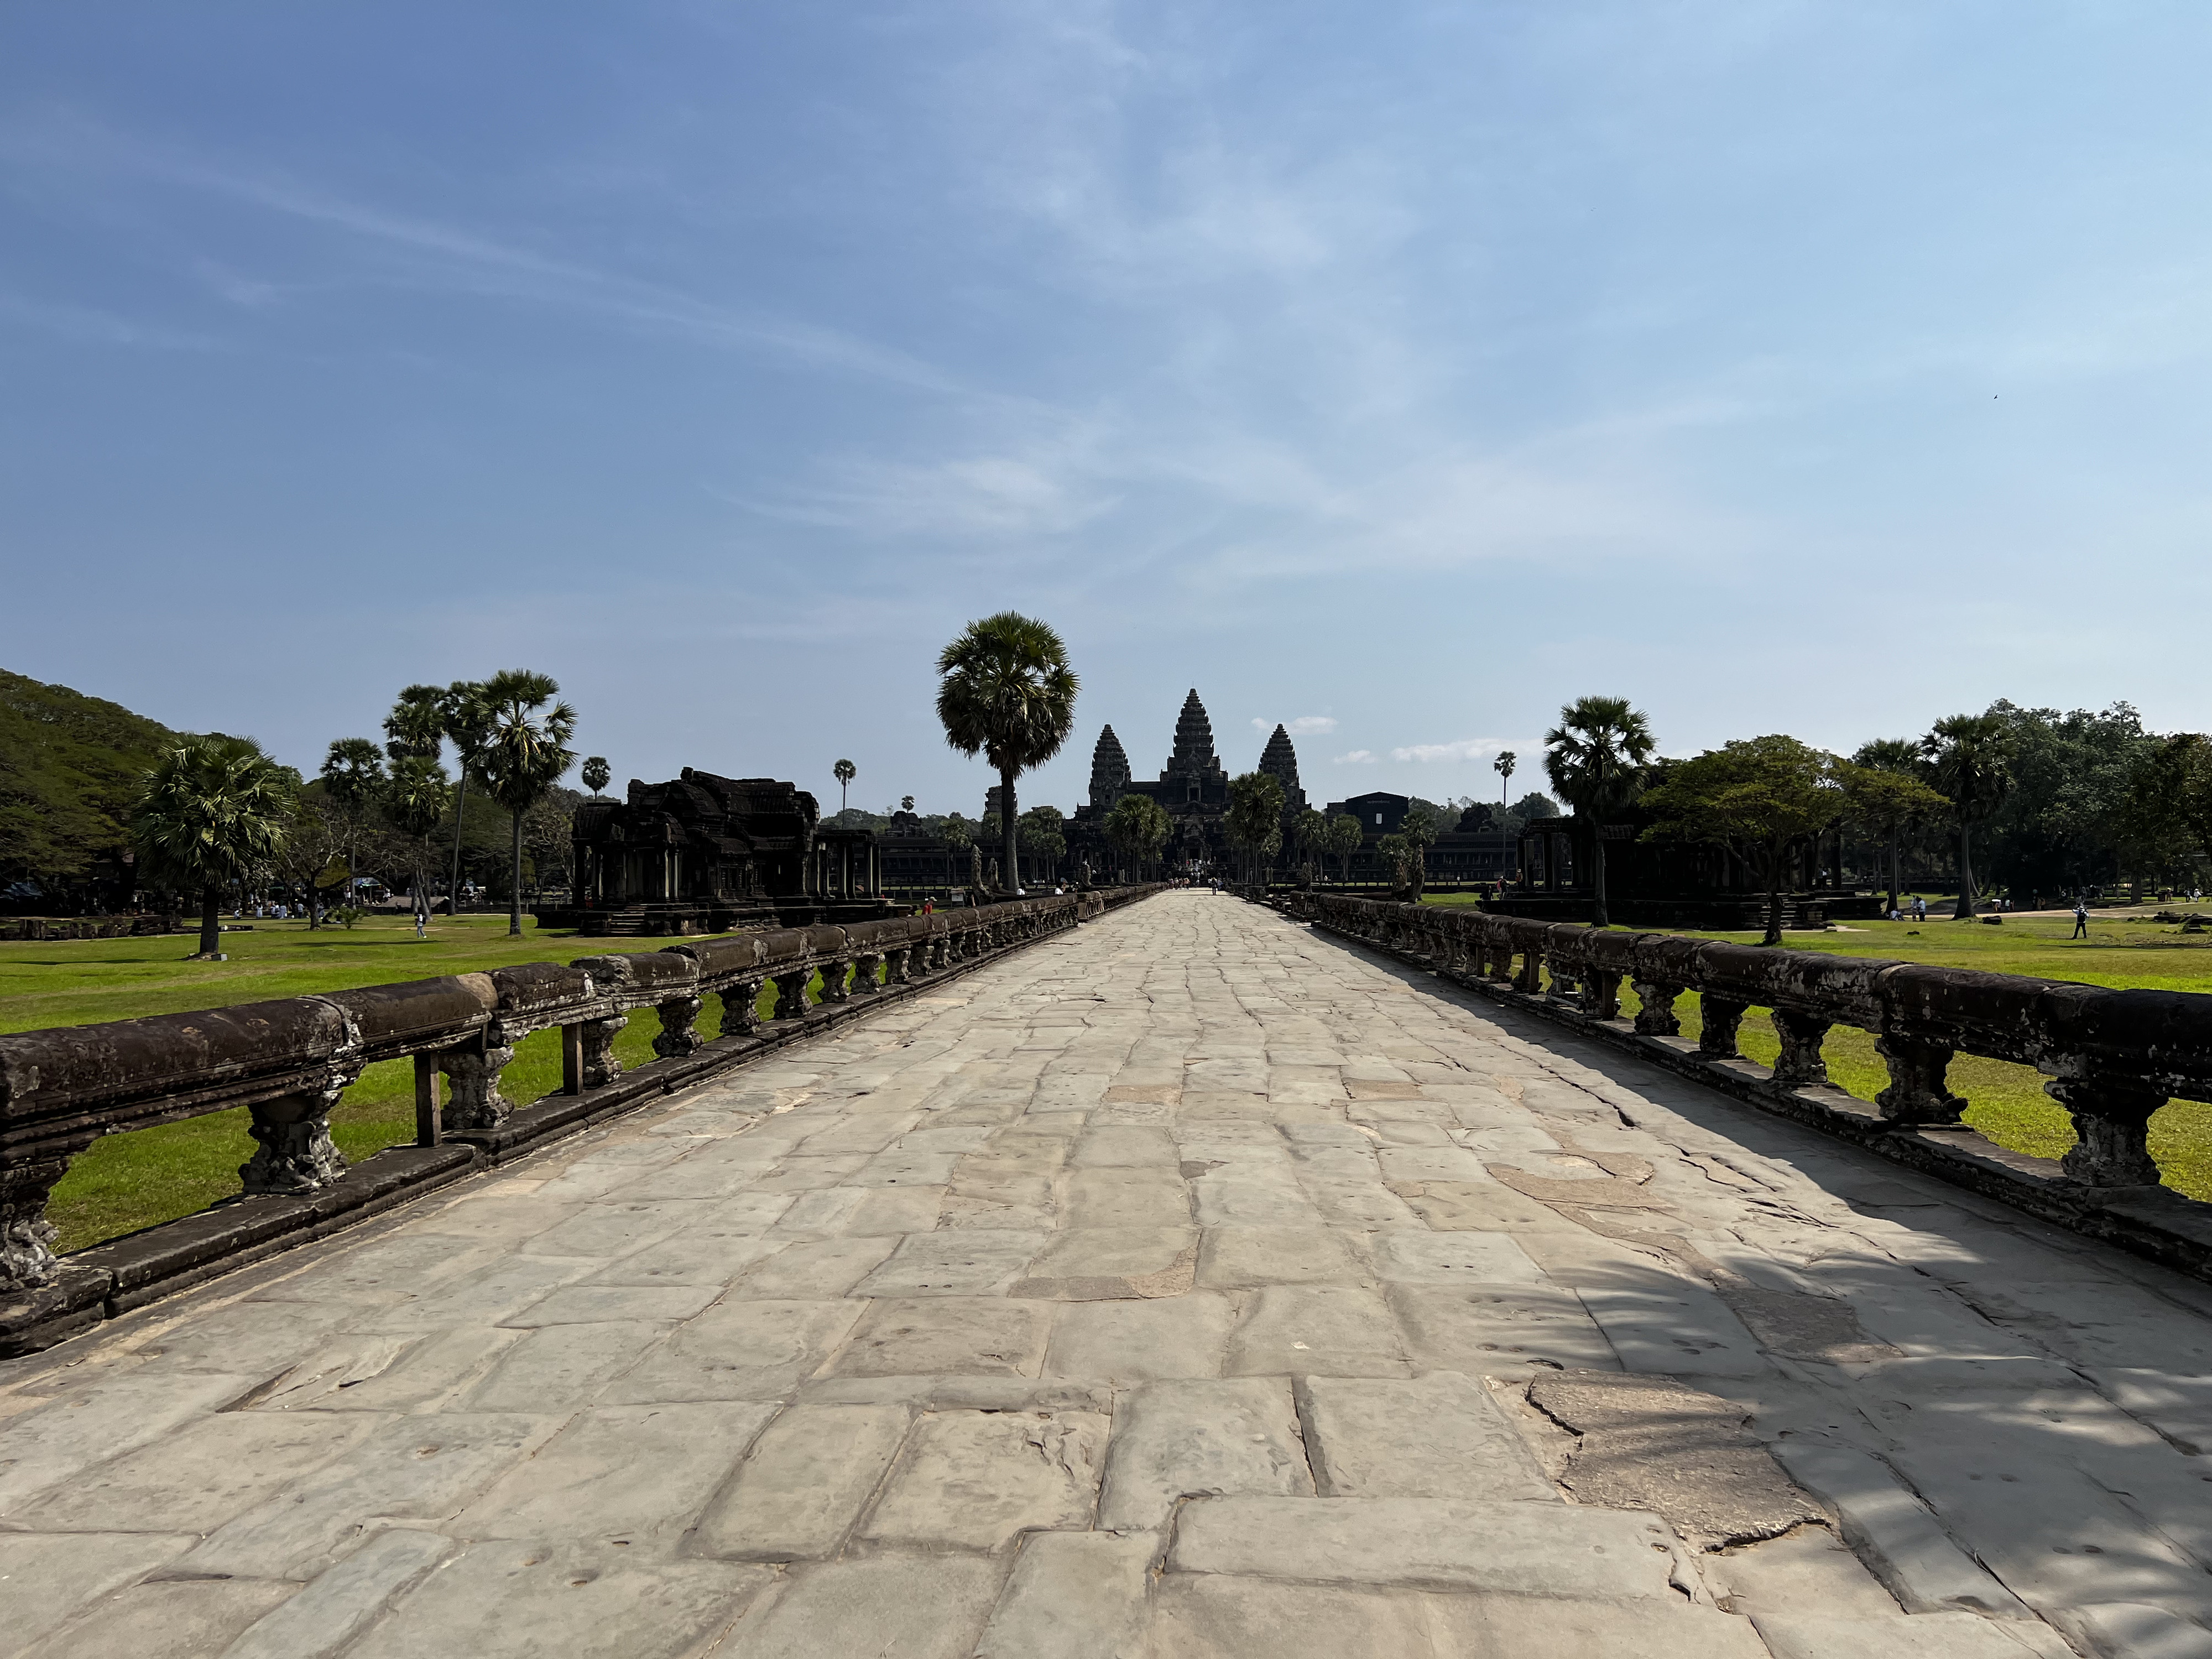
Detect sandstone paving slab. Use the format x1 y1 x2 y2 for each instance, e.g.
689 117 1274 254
278 1326 525 1414
406 1193 588 1243
1065 1166 1194 1228
1189 1167 1323 1227
15 1577 297 1659
1364 1228 1543 1286
457 1401 778 1548
251 1232 505 1303
1387 1283 1620 1375
1704 1525 1907 1621
2053 1602 2212 1659
2094 1368 2212 1454
1044 1292 1237 1383
723 1235 893 1299
599 1299 863 1402
836 1186 949 1237
972 1528 1156 1659
221 1527 453 1659
244 1332 420 1411
689 1403 910 1561
1197 1226 1360 1288
1148 1574 1433 1659
1575 1284 1774 1378
345 1255 598 1334
1432 1592 1776 1658
342 1540 773 1659
828 1297 1052 1377
117 1292 362 1376
178 1411 561 1579
850 1229 1047 1296
1297 1176 1425 1229
1226 1285 1413 1378
1097 1377 1312 1530
1073 1125 1182 1167
0 1369 258 1512
709 1553 1006 1659
519 1198 716 1260
0 1530 199 1655
858 1408 1108 1551
460 1318 675 1411
1166 1494 1681 1598
1388 1175 1582 1233
582 1228 784 1289
12 1406 378 1533
498 1282 722 1327
1296 1372 1553 1500
1013 1227 1197 1300
1751 1610 2077 1658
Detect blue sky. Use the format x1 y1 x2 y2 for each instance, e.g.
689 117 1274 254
6 3 2210 818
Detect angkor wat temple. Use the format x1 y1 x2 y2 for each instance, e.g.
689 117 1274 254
1070 689 1308 874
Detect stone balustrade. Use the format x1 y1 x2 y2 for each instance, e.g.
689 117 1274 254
0 886 1168 1344
1286 892 2212 1269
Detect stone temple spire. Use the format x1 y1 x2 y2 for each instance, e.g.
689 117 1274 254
1164 690 1225 786
1089 725 1131 809
1258 723 1308 814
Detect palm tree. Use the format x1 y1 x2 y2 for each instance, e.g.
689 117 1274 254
384 685 447 761
581 757 611 801
319 738 385 910
134 738 297 958
473 669 578 937
439 680 495 916
1922 713 2013 919
935 613 1079 895
1543 695 1655 927
1851 737 1925 913
1327 812 1364 885
1494 749 1516 808
383 755 453 926
834 758 856 815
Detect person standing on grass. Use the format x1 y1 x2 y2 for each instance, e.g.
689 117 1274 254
2074 898 2090 939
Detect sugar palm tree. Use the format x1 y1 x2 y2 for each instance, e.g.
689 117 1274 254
834 758 856 815
1922 713 2013 919
1851 737 1926 913
581 756 611 801
1494 749 1516 808
473 670 577 937
383 755 453 926
1543 695 1655 927
133 738 297 958
384 684 447 761
936 613 1079 894
319 737 385 909
439 680 495 916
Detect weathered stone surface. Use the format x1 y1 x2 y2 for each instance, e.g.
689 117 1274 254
461 1318 672 1410
1296 1372 1553 1500
1167 1494 1681 1598
15 1578 298 1659
1387 1284 1619 1374
1751 1610 2076 1658
1197 1226 1359 1287
851 1229 1046 1296
1149 1575 1433 1659
974 1530 1156 1659
12 1408 374 1532
1097 1378 1312 1529
0 1530 199 1654
828 1297 1051 1376
711 1554 1005 1659
221 1528 453 1659
1363 1228 1543 1285
1045 1292 1235 1382
1013 1228 1197 1299
691 1403 911 1560
0 1370 257 1512
599 1299 863 1402
859 1408 1107 1550
1226 1285 1412 1377
1431 1593 1775 1658
726 1235 894 1299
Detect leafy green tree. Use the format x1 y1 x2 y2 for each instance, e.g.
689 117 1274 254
581 756 611 800
1399 805 1437 900
383 754 452 924
1922 713 2015 918
1543 695 1655 927
1293 807 1329 883
319 737 386 909
1019 804 1067 883
439 681 496 914
833 758 856 813
1104 792 1171 881
2126 734 2212 884
1327 812 1365 885
133 738 297 958
935 613 1079 894
1225 771 1287 885
1641 735 1846 947
1973 701 2157 900
1849 738 1940 911
473 670 577 937
1511 791 1560 822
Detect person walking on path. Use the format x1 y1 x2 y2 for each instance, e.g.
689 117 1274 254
1912 895 1927 921
2073 898 2091 939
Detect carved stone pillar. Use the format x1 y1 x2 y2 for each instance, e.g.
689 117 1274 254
1581 970 1622 1021
1546 962 1581 1004
1770 1010 1832 1088
722 977 764 1037
885 946 912 985
241 1072 353 1195
0 1156 70 1290
1513 948 1543 995
441 1037 516 1133
1631 980 1683 1036
1874 1036 1967 1124
580 1015 628 1088
653 996 705 1060
819 960 852 1004
1698 996 1748 1060
852 952 883 993
2048 1077 2165 1187
773 970 811 1021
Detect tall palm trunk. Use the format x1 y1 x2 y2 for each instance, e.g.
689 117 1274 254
199 884 223 957
1761 837 1785 947
1887 822 1901 912
1954 825 1976 919
510 810 525 937
999 765 1018 895
1590 832 1610 928
447 771 470 919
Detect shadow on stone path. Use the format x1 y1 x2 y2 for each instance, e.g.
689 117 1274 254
2 891 2204 1657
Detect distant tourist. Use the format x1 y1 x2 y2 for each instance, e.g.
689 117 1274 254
1912 896 1927 921
2073 899 2090 939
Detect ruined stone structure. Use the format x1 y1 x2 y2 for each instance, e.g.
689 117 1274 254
541 769 885 936
1256 723 1308 820
1318 791 1517 886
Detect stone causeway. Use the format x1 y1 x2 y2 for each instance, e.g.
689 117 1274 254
5 890 2211 1657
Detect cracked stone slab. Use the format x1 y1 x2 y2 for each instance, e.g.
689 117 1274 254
1364 1228 1544 1286
829 1297 1053 1376
1296 1372 1554 1500
691 1403 911 1561
1149 1575 1433 1659
973 1530 1156 1659
1387 1284 1620 1374
1528 1370 1828 1549
1011 1228 1198 1300
0 1531 200 1655
1097 1377 1313 1530
859 1408 1108 1551
851 1230 1047 1296
14 1577 298 1659
1226 1285 1412 1378
1044 1293 1237 1383
713 1553 1007 1659
222 1527 453 1659
598 1299 864 1403
1433 1593 1776 1657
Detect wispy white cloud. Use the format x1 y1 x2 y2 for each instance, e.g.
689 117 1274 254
1332 749 1378 764
1389 737 1525 764
1251 714 1337 735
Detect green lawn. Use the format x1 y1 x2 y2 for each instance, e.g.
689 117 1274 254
1 913 828 1251
1419 893 2212 1198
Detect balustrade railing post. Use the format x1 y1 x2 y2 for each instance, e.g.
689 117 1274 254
561 1023 584 1095
1697 996 1748 1060
1513 946 1543 995
414 1052 444 1145
242 1072 355 1195
819 959 852 1004
1873 1036 1967 1124
852 951 883 994
722 977 765 1037
653 995 705 1060
1770 1010 1832 1088
1630 980 1683 1036
1 1160 70 1291
580 1015 628 1088
773 969 811 1021
2047 1077 2166 1187
1582 970 1623 1021
441 1032 515 1132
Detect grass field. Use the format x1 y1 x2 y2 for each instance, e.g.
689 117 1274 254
1420 893 2212 1198
0 914 816 1252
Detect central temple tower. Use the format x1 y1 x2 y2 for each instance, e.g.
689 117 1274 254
1160 688 1229 805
